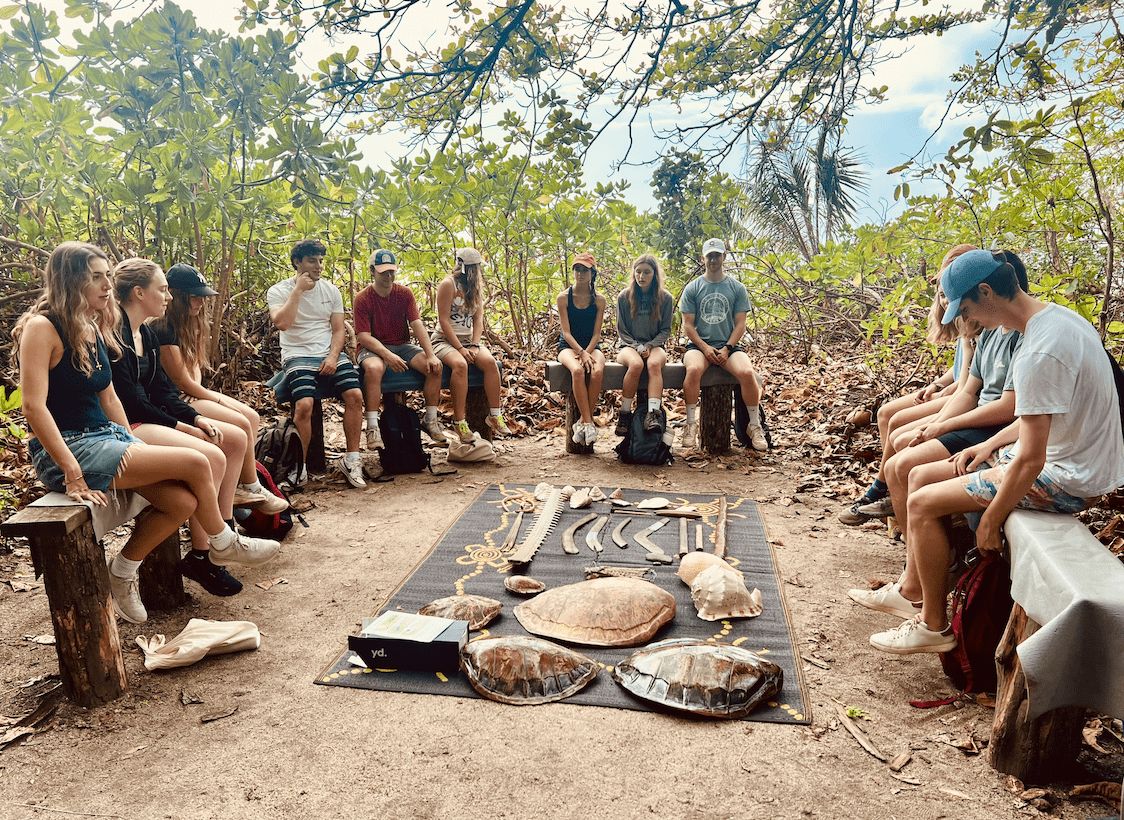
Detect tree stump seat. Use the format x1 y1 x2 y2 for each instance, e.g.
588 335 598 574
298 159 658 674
544 362 740 454
268 362 497 473
1 493 186 707
988 509 1124 782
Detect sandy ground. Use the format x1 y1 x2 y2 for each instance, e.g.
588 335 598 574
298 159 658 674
0 427 1117 820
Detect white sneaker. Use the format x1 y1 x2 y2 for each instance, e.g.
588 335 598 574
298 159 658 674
847 582 923 619
572 421 586 444
338 457 367 489
209 532 280 567
681 421 699 448
107 564 147 624
422 418 446 442
486 414 513 436
747 423 768 452
254 491 290 515
455 420 475 444
870 616 956 654
365 426 383 450
283 464 308 489
583 422 598 445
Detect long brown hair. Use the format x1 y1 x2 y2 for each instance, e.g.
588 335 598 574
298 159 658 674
153 287 209 373
627 253 669 322
12 242 121 375
453 258 483 316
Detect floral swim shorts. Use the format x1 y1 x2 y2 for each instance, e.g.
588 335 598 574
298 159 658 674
962 445 1086 515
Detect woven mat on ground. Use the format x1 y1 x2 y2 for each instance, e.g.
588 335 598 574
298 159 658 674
316 484 810 724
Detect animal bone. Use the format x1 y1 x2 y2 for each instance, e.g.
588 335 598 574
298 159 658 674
501 511 523 552
635 518 673 564
714 497 728 558
678 517 688 557
562 513 598 555
612 517 631 548
583 565 654 580
585 516 608 553
508 489 563 566
695 524 704 552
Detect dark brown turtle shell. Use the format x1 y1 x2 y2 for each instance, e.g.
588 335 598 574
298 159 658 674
460 635 598 705
611 638 783 718
418 594 501 630
513 576 675 647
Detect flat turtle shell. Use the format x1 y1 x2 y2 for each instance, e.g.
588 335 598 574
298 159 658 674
504 575 546 596
460 635 598 705
513 576 675 647
418 594 501 630
611 638 783 718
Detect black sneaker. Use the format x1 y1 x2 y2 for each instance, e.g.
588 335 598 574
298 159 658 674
644 410 663 433
615 410 633 437
179 553 243 597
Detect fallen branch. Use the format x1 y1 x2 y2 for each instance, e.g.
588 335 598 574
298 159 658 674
832 702 886 762
6 804 121 818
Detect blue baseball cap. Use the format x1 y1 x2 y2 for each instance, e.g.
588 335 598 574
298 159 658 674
368 249 397 273
941 249 1004 324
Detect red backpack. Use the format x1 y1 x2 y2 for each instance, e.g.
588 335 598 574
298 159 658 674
233 461 294 540
939 553 1013 693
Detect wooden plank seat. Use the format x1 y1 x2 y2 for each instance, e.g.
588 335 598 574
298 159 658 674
545 361 741 454
989 509 1124 781
268 362 498 474
1 492 187 707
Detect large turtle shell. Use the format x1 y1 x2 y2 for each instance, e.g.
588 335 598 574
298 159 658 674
611 638 783 718
513 577 675 647
418 595 501 630
460 635 598 705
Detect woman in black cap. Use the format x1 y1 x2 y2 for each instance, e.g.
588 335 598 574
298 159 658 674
153 263 284 511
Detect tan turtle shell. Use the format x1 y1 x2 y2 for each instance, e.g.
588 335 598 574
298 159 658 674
418 595 502 630
504 575 546 596
461 635 598 705
513 577 676 647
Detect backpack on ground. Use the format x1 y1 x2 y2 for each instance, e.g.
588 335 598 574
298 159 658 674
614 406 673 466
255 418 304 486
939 551 1013 694
234 461 294 541
1103 346 1124 445
375 401 432 477
734 393 774 450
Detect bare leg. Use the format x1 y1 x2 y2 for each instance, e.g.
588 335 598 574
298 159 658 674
474 348 502 409
898 458 964 599
113 443 225 534
411 352 442 408
886 438 952 535
586 350 606 416
682 349 706 406
341 387 364 452
440 349 469 419
616 347 644 401
119 480 197 561
646 347 667 401
723 350 761 407
361 355 386 414
191 398 259 484
559 349 594 423
292 396 314 462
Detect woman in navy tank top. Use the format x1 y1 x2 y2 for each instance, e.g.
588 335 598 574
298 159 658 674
555 252 607 447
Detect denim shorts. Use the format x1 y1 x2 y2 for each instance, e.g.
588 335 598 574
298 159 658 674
29 422 138 493
962 445 1086 515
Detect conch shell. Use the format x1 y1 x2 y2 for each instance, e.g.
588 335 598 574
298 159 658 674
689 565 763 621
677 552 742 586
534 482 554 501
569 488 592 509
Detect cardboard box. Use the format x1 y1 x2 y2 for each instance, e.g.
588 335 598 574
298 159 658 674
348 613 468 673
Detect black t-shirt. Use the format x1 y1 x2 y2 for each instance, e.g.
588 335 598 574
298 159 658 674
151 321 177 347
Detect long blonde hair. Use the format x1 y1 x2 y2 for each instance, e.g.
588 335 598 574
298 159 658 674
627 253 670 322
927 244 978 344
12 242 121 375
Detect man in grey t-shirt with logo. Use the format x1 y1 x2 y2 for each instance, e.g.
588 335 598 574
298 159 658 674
678 238 767 451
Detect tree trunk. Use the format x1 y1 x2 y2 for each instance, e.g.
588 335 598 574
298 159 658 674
138 525 188 611
700 384 732 454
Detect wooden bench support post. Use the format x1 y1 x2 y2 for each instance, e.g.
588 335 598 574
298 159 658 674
700 384 733 454
466 389 492 441
138 526 188 612
989 603 1084 781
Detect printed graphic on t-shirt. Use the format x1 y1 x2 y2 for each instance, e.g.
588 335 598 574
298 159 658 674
699 291 732 325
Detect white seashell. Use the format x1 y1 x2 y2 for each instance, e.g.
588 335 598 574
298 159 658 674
534 482 554 501
560 485 576 501
637 497 670 510
677 552 743 586
504 576 546 596
689 565 763 621
610 488 624 500
610 498 630 507
569 488 592 509
588 487 606 502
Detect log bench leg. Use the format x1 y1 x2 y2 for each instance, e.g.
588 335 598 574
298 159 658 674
30 519 127 707
700 384 733 454
565 392 594 455
466 388 492 441
138 526 188 612
989 603 1084 781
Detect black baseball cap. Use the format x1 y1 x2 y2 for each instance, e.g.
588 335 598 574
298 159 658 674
166 263 219 296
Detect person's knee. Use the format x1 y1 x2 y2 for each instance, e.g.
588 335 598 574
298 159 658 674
449 356 468 377
343 388 364 411
878 403 895 429
181 448 214 480
362 358 385 379
160 487 196 522
293 397 315 422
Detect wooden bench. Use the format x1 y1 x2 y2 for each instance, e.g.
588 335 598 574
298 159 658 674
988 509 1124 781
269 363 497 473
545 362 742 454
0 493 186 707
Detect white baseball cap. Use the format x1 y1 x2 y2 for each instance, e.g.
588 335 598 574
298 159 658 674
702 238 726 256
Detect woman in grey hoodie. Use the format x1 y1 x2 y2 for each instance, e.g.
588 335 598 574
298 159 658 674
615 253 675 436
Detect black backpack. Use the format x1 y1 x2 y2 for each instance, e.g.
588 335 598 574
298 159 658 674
734 393 774 450
255 418 304 485
234 461 294 541
375 401 432 477
614 406 673 466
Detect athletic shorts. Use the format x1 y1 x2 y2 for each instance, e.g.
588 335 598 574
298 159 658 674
684 342 746 355
286 356 362 402
962 445 1086 515
937 423 1008 456
356 344 425 367
29 422 138 493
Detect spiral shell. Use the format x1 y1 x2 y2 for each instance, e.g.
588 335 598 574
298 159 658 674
677 552 742 586
689 566 763 621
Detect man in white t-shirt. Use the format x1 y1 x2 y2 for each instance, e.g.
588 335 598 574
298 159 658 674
852 249 1124 654
266 238 365 488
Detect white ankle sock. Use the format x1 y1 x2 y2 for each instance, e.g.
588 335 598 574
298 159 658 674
109 553 142 579
621 396 634 413
647 398 661 412
241 480 264 494
746 405 760 425
686 404 697 423
208 526 237 550
490 408 501 416
425 406 438 422
366 411 380 426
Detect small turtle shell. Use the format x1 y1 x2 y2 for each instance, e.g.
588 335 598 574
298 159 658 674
504 575 546 596
418 594 502 630
461 635 598 705
513 577 675 647
611 638 783 718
